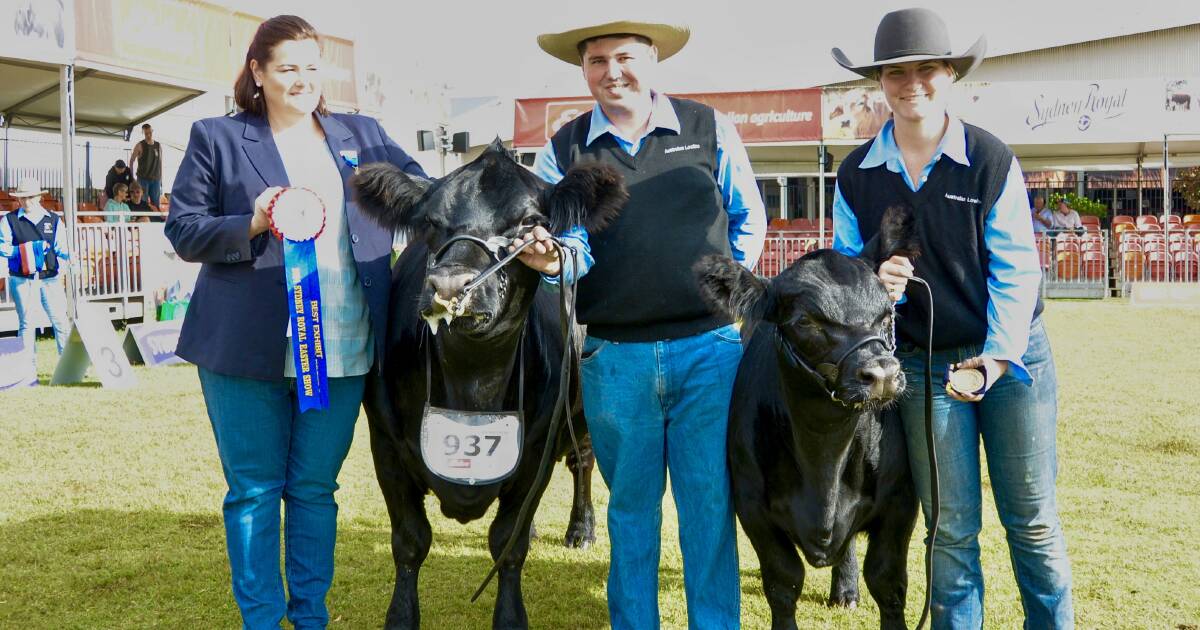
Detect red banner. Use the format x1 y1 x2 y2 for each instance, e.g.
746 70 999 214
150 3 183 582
513 88 822 148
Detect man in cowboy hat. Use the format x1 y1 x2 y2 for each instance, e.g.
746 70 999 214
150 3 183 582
831 7 1074 628
0 177 72 375
512 19 765 629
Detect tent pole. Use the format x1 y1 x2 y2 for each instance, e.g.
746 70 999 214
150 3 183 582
818 141 826 244
60 64 80 321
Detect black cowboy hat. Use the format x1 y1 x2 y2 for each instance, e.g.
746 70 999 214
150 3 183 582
831 8 985 81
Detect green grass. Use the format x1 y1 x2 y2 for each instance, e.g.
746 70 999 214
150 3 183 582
1 300 1198 628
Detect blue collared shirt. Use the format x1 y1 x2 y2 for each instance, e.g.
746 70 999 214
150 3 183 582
533 92 766 284
832 116 1041 384
0 207 71 261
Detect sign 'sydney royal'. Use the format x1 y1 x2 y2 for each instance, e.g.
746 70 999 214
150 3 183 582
513 88 823 147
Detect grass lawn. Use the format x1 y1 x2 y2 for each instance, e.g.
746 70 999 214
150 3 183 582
1 300 1198 628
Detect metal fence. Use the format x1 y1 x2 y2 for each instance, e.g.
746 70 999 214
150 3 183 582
754 231 833 277
1 221 147 310
1035 231 1110 298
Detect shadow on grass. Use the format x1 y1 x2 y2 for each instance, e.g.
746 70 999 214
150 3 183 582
0 509 609 629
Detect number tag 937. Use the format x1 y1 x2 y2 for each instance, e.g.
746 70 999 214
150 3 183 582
419 405 523 486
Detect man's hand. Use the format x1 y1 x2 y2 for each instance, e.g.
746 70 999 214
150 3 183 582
509 225 561 276
878 255 913 302
249 186 284 238
946 356 1009 402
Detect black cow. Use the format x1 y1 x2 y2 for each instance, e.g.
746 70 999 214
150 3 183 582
695 207 920 630
352 141 626 629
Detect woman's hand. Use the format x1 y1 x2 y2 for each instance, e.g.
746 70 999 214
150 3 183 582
946 356 1009 402
878 255 913 302
249 186 284 238
509 226 561 276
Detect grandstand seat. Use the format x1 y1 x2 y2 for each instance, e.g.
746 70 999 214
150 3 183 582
0 200 19 212
1146 251 1170 281
1121 250 1144 282
1118 240 1142 255
1136 215 1160 227
1144 241 1168 254
788 218 814 230
1081 240 1104 253
1080 215 1100 227
1174 251 1200 282
1081 252 1106 281
1184 214 1200 224
1113 222 1138 237
1055 251 1080 281
1112 215 1135 225
768 218 789 229
1164 215 1183 225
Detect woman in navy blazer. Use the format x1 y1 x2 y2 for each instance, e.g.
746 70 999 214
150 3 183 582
165 15 426 629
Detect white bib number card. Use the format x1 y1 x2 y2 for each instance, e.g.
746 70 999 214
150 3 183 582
420 406 523 485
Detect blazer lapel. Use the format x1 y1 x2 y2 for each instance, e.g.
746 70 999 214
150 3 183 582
241 115 290 188
317 113 359 200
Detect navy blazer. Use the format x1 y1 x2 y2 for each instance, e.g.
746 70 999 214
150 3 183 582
165 111 427 380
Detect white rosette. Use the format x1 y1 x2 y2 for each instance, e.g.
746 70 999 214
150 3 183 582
268 187 326 242
947 365 987 396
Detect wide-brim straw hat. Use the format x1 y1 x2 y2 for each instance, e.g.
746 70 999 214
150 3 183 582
12 176 47 198
538 20 690 66
831 8 985 81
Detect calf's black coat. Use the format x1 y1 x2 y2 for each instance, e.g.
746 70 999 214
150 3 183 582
696 206 921 630
352 141 626 629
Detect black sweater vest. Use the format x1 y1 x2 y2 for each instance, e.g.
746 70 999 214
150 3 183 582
5 211 60 279
838 122 1043 350
551 97 732 342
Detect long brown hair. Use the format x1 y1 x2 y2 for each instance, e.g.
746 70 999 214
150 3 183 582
233 15 328 116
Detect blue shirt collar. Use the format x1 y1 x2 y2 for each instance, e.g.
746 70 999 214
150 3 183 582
586 91 681 147
859 115 971 171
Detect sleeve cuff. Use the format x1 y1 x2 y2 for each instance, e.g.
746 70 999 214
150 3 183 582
986 353 1032 385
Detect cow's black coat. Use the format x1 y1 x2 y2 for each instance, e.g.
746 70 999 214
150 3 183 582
352 141 626 629
696 207 921 630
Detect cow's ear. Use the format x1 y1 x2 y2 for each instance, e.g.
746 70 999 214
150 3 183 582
351 163 431 232
694 255 778 342
544 163 628 233
861 204 921 267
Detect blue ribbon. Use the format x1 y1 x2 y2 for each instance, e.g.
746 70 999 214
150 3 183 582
284 238 329 412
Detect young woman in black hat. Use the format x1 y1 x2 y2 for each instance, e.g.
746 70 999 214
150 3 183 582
830 8 1074 628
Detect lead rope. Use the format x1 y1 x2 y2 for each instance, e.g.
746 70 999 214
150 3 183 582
908 276 937 630
471 238 578 603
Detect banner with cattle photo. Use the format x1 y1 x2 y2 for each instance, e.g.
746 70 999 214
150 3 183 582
513 89 823 148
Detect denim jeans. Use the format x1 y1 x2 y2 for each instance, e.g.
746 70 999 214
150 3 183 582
198 368 365 630
9 274 70 371
580 324 743 630
897 318 1074 629
138 177 162 207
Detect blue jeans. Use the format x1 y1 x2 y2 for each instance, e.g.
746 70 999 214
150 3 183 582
9 274 70 371
198 368 365 630
138 178 162 206
897 319 1074 629
580 324 743 630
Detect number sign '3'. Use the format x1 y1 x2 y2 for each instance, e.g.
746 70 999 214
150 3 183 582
420 405 523 485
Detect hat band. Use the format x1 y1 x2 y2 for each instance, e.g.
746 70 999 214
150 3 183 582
875 46 953 61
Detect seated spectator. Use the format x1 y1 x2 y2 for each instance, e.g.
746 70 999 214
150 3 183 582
126 182 158 222
104 183 131 223
104 159 133 199
1051 198 1084 232
1031 195 1053 234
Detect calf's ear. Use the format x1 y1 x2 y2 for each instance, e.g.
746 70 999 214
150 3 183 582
694 255 777 342
545 163 628 234
351 163 431 233
861 204 921 267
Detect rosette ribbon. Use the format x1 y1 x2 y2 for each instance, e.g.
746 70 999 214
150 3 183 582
269 188 329 412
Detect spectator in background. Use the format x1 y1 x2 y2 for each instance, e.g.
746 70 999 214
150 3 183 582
0 177 71 376
126 181 158 222
104 183 131 223
104 159 132 199
1051 197 1083 232
129 123 163 208
1031 195 1053 234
